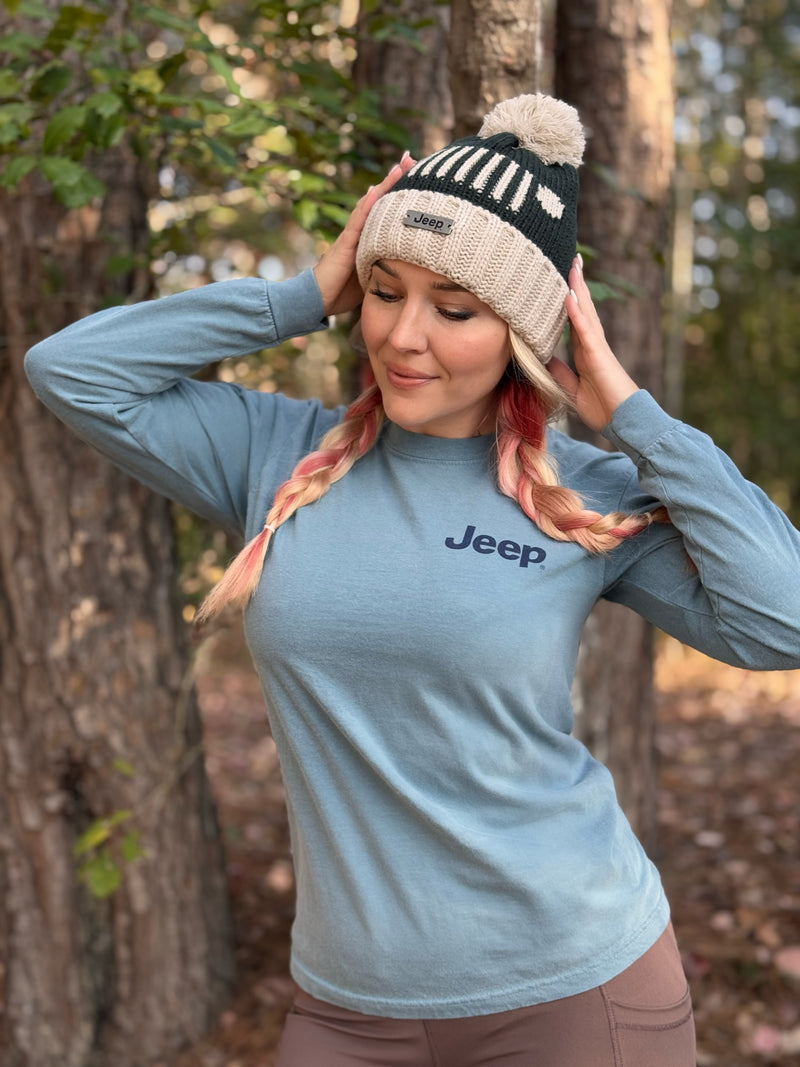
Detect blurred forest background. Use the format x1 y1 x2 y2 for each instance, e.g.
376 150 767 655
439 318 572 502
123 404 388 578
1 1 799 1065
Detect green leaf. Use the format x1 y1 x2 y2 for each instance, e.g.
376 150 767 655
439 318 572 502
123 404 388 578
43 5 82 54
30 63 72 102
0 31 39 59
0 154 36 187
224 113 268 138
293 198 318 230
112 757 136 778
87 91 123 118
104 808 134 829
157 51 188 89
0 103 33 143
206 53 241 96
43 105 87 152
207 138 237 167
39 155 85 186
129 67 165 95
44 4 107 54
319 202 351 228
80 852 122 898
120 830 144 863
586 280 625 304
73 819 111 857
0 71 20 99
14 0 50 15
139 6 195 35
0 102 34 124
72 809 133 857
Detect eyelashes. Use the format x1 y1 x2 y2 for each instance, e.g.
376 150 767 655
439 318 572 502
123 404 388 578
367 287 475 322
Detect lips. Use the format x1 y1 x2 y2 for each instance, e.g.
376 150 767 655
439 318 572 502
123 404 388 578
385 362 438 389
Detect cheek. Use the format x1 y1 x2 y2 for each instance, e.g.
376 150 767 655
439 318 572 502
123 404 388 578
358 305 384 356
456 334 510 385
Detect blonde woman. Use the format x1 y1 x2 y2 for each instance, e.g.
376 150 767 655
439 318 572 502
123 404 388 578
26 96 800 1066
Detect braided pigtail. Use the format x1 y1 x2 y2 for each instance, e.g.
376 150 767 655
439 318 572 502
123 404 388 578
196 384 385 622
495 331 668 551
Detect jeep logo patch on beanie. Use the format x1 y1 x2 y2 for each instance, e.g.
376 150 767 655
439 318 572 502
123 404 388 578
403 209 454 234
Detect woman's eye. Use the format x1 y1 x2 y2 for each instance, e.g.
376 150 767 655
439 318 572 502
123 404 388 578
439 307 475 322
368 287 399 302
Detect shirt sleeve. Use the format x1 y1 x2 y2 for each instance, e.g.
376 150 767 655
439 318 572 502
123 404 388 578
599 390 800 670
24 270 342 535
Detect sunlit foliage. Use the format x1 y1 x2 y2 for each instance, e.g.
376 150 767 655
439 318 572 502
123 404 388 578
673 0 800 520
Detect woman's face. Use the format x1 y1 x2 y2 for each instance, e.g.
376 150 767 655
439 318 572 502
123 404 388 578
360 259 510 438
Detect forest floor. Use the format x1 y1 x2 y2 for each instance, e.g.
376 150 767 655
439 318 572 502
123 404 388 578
168 628 800 1067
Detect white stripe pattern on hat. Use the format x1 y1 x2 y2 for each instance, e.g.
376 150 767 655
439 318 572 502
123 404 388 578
510 171 533 213
472 153 504 191
492 160 520 202
417 144 460 177
449 146 485 182
438 145 476 178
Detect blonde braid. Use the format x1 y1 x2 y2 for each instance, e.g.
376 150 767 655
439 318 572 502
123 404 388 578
196 385 385 622
496 331 668 550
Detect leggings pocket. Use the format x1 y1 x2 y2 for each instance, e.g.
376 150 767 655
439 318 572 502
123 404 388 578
601 983 696 1067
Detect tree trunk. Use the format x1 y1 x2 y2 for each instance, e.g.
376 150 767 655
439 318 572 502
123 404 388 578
555 0 675 845
449 0 545 137
0 150 234 1066
353 0 452 158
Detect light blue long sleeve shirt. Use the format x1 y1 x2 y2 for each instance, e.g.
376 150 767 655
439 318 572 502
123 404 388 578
25 270 800 1018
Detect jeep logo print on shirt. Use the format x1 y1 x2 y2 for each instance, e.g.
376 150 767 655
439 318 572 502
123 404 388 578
445 525 546 568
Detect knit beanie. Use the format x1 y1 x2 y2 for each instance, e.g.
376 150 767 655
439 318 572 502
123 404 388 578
356 94 585 364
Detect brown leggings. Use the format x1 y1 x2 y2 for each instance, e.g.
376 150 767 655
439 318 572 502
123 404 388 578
275 924 695 1067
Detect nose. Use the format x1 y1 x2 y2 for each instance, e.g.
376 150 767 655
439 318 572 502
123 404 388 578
387 301 428 354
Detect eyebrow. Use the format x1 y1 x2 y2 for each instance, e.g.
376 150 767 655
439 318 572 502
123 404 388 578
373 259 469 294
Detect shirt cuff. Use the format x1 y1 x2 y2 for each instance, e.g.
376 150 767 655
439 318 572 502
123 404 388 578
266 268 328 339
601 390 682 465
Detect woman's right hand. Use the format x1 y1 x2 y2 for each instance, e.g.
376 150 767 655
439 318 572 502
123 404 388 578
313 153 414 318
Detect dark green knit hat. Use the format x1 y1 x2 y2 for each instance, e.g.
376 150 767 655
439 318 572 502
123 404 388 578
356 94 585 363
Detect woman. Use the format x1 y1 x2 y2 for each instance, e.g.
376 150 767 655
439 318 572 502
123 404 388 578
25 95 800 1066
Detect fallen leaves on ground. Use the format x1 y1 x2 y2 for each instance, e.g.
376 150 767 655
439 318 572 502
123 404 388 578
171 628 800 1067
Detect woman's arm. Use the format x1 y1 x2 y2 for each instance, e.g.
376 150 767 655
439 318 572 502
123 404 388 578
601 390 800 670
24 158 416 534
553 258 800 670
24 271 335 534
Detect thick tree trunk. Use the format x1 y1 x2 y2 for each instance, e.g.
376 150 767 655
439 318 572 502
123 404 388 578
449 0 545 137
555 0 675 844
0 151 234 1067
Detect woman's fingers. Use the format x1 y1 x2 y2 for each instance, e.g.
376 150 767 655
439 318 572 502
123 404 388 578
348 152 415 239
559 256 640 430
314 153 415 317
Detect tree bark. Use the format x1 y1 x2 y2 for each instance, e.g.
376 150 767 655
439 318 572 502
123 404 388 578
449 0 545 137
555 0 675 844
353 0 452 158
0 149 234 1066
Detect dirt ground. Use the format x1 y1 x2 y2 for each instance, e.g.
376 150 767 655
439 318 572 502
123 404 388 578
169 629 800 1067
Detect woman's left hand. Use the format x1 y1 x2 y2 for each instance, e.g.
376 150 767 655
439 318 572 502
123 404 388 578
547 257 639 432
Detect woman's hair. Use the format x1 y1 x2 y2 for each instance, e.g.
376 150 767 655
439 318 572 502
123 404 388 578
195 330 666 623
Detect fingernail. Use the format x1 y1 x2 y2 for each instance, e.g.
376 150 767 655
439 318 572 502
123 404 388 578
401 150 411 163
570 288 578 301
576 252 584 271
367 185 375 194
